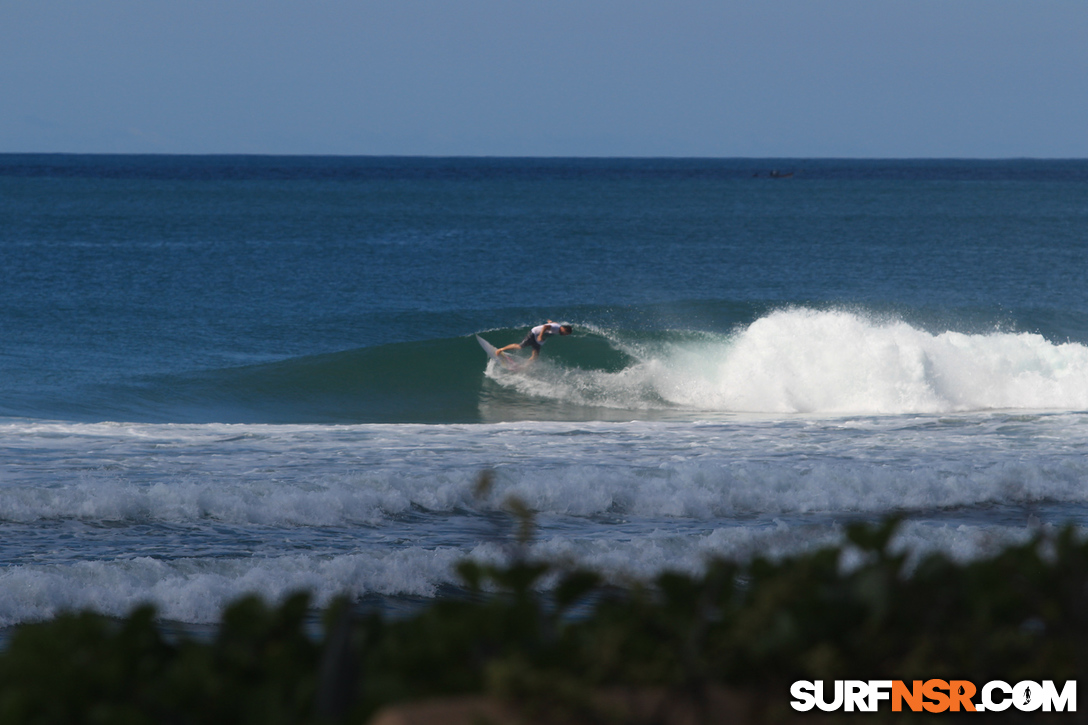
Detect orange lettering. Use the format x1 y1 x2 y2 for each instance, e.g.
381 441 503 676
922 679 950 713
948 680 977 712
892 680 924 712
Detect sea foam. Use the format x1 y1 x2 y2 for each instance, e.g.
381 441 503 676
2 416 1087 529
0 521 1046 626
492 310 1088 415
2 410 1086 627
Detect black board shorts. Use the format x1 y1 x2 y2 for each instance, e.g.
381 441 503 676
520 332 542 351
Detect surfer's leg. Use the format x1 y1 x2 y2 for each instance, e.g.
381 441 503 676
498 332 537 355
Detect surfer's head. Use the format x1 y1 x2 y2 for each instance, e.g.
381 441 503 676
559 324 573 335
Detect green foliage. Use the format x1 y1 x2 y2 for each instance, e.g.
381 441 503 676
1 519 1086 723
0 595 319 725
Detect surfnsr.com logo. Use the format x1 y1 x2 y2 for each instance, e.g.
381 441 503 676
790 680 1076 713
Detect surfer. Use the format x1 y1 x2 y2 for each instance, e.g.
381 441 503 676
495 321 572 361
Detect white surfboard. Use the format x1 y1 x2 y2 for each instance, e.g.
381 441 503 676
476 334 523 371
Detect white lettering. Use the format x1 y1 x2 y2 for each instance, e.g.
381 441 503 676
844 680 869 712
867 680 893 711
1042 680 1077 712
815 680 844 712
790 681 816 712
981 681 1012 712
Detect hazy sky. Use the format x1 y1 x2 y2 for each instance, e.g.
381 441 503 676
3 1 1087 157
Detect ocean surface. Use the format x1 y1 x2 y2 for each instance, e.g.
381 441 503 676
2 155 1088 630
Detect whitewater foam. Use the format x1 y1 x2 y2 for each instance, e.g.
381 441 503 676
489 310 1088 415
0 521 1053 626
3 415 1087 527
3 411 1087 626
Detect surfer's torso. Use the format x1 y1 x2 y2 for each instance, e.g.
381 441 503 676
522 323 562 350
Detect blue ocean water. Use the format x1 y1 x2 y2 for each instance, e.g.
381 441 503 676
1 154 1087 627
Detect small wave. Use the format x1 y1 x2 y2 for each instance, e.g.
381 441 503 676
3 416 1087 527
0 522 1047 626
0 548 467 625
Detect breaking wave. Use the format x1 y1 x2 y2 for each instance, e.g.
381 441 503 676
488 309 1088 416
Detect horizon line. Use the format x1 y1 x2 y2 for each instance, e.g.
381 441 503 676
3 152 1088 162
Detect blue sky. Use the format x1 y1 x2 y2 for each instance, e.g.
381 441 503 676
3 1 1087 157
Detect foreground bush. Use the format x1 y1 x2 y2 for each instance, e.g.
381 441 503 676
0 519 1085 723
